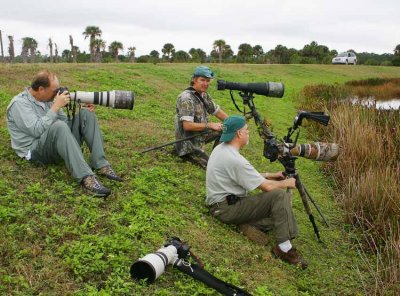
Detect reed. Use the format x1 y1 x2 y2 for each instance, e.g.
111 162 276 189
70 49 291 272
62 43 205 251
300 83 400 294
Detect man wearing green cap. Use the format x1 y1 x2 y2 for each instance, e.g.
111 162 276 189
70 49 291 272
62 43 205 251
206 115 307 268
175 66 228 169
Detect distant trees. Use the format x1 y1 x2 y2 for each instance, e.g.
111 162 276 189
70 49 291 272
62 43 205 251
237 43 253 63
92 39 106 63
69 35 77 63
213 39 227 63
54 43 59 63
109 41 123 62
162 43 175 61
0 24 397 65
21 37 37 63
392 44 400 66
48 38 53 63
174 50 190 62
189 48 206 63
128 46 136 62
7 36 14 63
395 44 400 55
211 40 233 63
83 26 102 62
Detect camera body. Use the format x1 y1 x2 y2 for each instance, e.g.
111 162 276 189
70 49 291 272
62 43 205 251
56 86 69 94
164 237 190 259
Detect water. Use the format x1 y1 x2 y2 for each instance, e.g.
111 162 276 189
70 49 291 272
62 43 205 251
351 97 400 110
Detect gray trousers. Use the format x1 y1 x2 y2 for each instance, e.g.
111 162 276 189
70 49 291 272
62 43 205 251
210 189 298 244
31 109 109 182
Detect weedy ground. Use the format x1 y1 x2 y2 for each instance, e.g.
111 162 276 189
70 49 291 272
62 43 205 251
1 63 400 295
299 80 400 295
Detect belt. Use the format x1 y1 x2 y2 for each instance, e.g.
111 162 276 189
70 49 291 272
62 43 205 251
208 199 228 208
208 194 241 208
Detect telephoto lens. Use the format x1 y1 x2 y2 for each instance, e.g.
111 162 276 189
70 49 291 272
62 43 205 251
217 80 284 97
68 90 134 109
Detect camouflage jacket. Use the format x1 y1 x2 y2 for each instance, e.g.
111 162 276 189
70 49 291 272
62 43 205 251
175 87 220 156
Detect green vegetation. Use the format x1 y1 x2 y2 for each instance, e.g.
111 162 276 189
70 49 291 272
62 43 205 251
299 79 400 294
1 63 400 295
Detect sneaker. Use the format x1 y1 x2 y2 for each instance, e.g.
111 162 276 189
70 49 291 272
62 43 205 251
81 175 111 197
98 165 122 181
238 224 269 246
272 245 308 269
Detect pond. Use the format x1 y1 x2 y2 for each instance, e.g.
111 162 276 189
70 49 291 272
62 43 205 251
351 97 400 110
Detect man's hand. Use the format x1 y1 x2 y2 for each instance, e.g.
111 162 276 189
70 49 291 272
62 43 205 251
207 122 223 131
265 171 285 180
82 103 96 112
51 90 70 113
284 177 296 189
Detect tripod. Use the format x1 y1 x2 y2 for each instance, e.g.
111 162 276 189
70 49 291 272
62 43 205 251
231 91 329 241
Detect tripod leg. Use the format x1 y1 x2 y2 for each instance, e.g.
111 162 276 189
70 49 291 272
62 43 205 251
300 179 329 227
295 176 322 242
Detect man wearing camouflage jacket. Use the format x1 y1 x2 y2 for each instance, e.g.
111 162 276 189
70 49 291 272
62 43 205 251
175 66 228 169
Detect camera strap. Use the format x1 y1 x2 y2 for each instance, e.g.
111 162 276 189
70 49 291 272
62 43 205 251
67 92 84 145
175 258 251 296
186 87 208 121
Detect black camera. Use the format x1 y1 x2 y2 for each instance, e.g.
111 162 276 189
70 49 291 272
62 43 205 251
164 237 190 259
217 79 284 98
56 86 69 94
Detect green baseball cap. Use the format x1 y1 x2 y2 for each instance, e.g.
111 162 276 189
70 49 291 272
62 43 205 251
220 115 246 142
192 66 214 79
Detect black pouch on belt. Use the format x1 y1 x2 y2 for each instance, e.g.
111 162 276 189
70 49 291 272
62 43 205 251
226 194 240 205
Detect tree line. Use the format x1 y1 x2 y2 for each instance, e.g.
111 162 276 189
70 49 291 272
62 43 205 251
1 27 399 66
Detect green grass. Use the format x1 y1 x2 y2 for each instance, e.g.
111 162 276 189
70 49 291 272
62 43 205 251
1 63 400 295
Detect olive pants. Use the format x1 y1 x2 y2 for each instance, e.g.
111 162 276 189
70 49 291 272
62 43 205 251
30 109 109 182
210 189 298 244
181 131 221 169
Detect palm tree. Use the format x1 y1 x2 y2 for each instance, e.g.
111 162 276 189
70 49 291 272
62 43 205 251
253 45 264 58
22 37 38 63
69 35 77 63
54 43 59 63
109 41 123 62
0 30 4 63
238 43 253 63
128 46 136 62
395 44 400 56
162 43 175 61
92 39 106 62
82 26 102 62
8 36 14 63
48 38 53 63
213 39 226 63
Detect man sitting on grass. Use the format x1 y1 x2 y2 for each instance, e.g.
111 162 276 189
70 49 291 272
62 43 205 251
206 115 307 268
6 70 122 197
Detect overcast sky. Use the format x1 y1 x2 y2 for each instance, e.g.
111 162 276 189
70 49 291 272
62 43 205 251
1 0 399 57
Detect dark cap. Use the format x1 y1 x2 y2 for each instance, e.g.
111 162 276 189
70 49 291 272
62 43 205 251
192 66 214 79
220 115 246 142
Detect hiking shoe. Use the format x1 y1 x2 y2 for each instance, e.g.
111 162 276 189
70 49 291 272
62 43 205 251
81 175 111 197
98 165 122 181
272 245 308 269
238 224 269 246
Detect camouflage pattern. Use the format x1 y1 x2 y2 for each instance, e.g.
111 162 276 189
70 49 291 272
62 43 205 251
290 142 339 161
175 87 220 156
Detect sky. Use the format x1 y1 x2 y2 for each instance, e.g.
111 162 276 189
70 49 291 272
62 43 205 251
0 0 399 57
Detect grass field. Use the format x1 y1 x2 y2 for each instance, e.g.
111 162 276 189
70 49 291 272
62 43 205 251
1 63 400 295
